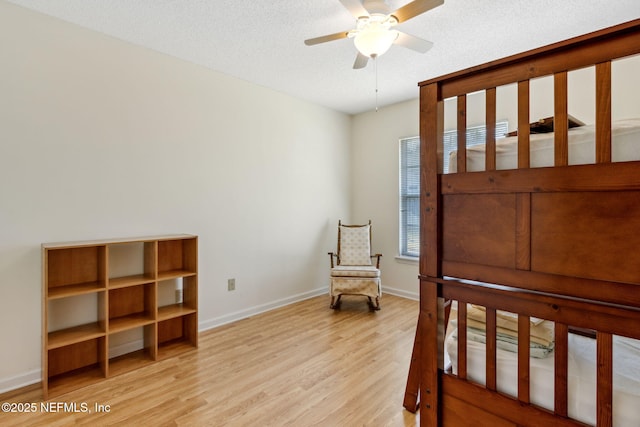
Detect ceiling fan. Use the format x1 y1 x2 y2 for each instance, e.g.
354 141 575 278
305 0 444 69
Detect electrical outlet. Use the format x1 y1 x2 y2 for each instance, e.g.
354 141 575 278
228 278 236 291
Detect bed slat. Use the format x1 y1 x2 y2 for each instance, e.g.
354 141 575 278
457 95 467 173
457 302 468 380
597 332 613 427
486 87 497 171
554 71 569 166
517 81 530 169
554 323 569 417
595 61 612 163
486 307 497 391
517 315 530 404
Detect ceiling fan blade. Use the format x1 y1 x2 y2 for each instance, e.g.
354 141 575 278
394 31 434 53
304 31 349 46
353 53 369 69
391 0 444 23
339 0 370 18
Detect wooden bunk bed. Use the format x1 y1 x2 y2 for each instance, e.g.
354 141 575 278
404 19 640 426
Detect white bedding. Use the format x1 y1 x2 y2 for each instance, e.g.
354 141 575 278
448 118 640 173
445 315 640 426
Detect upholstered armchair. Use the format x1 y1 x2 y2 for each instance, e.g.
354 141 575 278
328 220 382 310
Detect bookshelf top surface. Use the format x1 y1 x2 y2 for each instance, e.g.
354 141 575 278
42 234 197 249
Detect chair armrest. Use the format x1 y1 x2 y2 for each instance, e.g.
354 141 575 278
328 252 337 268
371 253 382 268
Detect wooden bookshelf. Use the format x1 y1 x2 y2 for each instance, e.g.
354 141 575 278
42 234 198 399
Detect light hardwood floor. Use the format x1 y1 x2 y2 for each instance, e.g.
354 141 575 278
1 294 420 426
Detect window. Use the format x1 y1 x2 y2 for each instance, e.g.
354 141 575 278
399 121 508 258
399 137 420 257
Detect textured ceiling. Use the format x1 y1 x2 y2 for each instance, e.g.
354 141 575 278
6 0 640 114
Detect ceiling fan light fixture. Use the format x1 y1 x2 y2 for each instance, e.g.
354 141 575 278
305 0 441 66
353 25 398 58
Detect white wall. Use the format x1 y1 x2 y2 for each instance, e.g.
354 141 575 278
0 2 351 391
351 99 421 299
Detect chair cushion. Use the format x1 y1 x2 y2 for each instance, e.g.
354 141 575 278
331 265 380 278
339 225 372 266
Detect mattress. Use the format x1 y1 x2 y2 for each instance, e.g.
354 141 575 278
445 312 640 426
448 118 640 173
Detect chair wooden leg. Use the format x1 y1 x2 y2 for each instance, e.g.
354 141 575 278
368 296 381 311
330 295 342 309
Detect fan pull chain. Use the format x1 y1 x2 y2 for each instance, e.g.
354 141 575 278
374 55 379 112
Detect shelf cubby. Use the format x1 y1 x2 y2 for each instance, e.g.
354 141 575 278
42 235 198 399
46 245 107 297
46 336 107 397
157 313 197 359
158 237 197 278
47 364 105 398
108 283 156 333
47 291 106 343
108 240 156 286
157 275 196 309
108 325 156 377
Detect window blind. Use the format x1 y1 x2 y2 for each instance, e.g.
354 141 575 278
400 137 420 257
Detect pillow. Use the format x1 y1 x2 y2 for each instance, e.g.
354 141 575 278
339 225 372 266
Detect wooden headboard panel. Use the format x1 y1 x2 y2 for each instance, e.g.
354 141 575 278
440 163 640 308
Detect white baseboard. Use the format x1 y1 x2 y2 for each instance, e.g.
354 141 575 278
199 287 328 331
382 285 419 301
0 369 41 394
